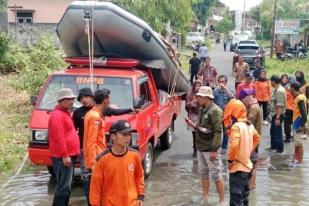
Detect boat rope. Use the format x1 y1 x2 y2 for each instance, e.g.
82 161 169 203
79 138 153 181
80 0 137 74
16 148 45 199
85 1 96 92
90 1 96 92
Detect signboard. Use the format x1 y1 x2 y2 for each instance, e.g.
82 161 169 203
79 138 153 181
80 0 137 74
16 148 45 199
275 19 300 34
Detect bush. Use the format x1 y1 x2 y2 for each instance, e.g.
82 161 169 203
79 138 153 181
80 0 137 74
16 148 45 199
11 35 66 95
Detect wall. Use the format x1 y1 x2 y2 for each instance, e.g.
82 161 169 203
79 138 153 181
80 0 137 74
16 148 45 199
8 0 73 23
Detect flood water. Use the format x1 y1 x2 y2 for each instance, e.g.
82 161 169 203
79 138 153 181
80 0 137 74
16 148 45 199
1 140 309 206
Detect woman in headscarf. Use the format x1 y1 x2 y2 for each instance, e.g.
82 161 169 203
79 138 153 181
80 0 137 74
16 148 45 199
281 74 294 142
185 79 202 157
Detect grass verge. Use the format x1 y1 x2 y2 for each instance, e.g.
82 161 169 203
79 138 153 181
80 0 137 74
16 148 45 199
265 57 309 80
0 75 30 174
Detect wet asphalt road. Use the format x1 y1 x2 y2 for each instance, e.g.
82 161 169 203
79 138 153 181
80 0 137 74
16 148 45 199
1 45 309 206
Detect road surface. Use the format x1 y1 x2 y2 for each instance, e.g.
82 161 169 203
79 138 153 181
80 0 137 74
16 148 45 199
1 45 309 206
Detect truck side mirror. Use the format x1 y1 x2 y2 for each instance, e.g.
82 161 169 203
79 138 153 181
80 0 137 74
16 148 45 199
31 96 38 106
133 97 144 109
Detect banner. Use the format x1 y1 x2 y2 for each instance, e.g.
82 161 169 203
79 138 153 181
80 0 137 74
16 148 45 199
275 19 300 35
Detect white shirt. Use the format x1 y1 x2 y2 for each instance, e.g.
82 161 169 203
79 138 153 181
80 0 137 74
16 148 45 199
199 46 208 58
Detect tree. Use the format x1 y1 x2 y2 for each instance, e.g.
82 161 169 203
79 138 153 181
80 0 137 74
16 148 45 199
250 0 309 39
116 0 194 34
214 11 235 34
192 0 217 26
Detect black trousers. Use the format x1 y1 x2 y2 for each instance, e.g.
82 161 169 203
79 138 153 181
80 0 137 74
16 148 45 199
190 71 198 85
258 101 268 121
192 131 197 152
230 171 250 206
284 109 293 139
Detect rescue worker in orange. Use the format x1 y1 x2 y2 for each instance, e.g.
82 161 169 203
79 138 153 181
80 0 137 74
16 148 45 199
224 100 260 206
255 70 271 125
83 89 110 200
90 120 145 206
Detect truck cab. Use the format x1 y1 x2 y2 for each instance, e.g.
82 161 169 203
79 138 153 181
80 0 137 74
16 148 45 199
28 58 182 177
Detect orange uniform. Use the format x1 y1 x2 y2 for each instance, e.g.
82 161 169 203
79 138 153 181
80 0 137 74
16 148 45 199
90 148 145 206
83 107 106 169
228 122 260 173
285 88 295 110
255 80 271 102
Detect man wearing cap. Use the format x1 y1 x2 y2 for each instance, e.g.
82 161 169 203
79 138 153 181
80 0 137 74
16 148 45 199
73 87 135 205
186 86 225 204
269 75 287 155
252 59 264 80
90 120 145 206
236 72 256 99
239 89 262 190
48 88 80 206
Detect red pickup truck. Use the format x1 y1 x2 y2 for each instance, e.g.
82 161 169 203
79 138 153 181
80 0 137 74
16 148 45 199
28 57 182 177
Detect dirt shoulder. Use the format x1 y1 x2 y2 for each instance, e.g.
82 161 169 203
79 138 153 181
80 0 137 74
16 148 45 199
0 75 31 174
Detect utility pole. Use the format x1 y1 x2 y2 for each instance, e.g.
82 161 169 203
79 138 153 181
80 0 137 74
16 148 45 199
270 0 278 59
8 4 23 43
243 0 246 32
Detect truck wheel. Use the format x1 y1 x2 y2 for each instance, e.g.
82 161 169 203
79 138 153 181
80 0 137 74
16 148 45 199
160 125 173 150
47 166 56 180
143 142 153 178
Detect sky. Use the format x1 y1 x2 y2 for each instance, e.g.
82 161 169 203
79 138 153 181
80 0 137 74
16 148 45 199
220 0 262 11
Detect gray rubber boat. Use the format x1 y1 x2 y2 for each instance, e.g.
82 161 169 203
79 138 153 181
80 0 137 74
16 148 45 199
57 1 190 93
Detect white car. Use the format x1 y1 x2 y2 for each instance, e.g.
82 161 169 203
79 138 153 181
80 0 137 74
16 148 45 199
186 32 205 45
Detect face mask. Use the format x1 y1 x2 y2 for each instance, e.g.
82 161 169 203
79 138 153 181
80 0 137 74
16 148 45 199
296 76 302 82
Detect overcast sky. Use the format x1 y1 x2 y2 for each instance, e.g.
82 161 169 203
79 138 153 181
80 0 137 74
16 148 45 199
220 0 262 11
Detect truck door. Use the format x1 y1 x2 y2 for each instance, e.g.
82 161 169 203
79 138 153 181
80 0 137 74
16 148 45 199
136 78 158 147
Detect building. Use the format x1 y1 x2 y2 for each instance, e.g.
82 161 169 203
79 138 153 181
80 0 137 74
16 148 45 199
7 0 73 46
208 1 225 32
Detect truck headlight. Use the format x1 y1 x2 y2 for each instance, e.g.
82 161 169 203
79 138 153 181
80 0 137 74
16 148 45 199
131 132 139 147
33 130 48 141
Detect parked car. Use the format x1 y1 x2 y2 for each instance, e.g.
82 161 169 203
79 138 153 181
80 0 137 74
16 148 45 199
28 58 182 177
233 43 265 70
186 32 205 45
230 34 250 51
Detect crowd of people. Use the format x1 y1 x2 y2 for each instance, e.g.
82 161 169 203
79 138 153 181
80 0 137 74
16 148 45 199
48 88 144 206
47 49 308 206
187 52 309 205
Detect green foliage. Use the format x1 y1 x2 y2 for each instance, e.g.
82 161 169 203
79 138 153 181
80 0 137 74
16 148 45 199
193 0 217 26
214 11 234 34
265 57 309 80
9 36 66 95
118 0 194 34
0 75 30 173
250 0 309 39
0 32 9 63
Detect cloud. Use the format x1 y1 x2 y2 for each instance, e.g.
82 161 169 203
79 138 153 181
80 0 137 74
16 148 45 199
220 0 262 11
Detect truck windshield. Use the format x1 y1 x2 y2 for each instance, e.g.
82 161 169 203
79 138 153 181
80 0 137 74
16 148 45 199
38 75 133 110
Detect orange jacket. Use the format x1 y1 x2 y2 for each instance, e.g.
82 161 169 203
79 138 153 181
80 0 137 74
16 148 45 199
90 148 145 206
285 88 295 110
83 107 106 170
255 80 271 102
228 121 260 173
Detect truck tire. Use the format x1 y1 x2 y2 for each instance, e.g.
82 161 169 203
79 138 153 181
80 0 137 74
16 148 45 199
143 142 153 178
160 124 173 150
47 165 56 180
